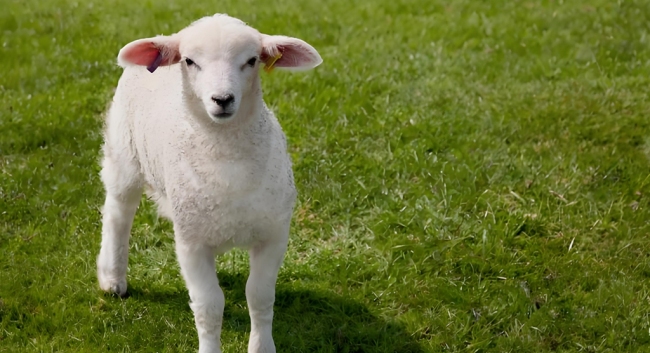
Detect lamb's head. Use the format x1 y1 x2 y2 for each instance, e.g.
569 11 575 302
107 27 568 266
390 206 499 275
116 14 322 123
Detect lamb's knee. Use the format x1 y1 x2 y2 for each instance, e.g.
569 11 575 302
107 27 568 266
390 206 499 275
190 299 224 333
189 295 225 353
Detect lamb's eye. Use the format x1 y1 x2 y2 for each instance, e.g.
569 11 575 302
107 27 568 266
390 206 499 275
247 57 257 67
185 58 195 66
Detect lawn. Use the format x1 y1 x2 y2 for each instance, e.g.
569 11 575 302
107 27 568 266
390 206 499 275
2 0 650 351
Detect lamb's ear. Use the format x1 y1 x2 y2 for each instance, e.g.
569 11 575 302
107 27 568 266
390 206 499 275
117 35 181 73
261 35 322 71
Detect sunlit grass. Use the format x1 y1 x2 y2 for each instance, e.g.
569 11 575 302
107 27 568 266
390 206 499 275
2 0 650 351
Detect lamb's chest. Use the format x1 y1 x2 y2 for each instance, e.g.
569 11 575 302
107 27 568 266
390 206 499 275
166 154 294 245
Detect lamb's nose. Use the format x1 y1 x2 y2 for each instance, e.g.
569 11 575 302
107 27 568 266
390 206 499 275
212 94 234 107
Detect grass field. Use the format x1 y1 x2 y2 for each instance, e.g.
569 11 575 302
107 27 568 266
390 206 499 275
2 0 650 351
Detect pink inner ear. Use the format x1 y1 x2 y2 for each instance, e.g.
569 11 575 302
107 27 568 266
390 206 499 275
122 42 161 67
275 44 312 67
263 43 317 68
119 38 181 71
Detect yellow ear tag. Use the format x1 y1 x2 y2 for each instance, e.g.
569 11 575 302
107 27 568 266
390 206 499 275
264 53 282 73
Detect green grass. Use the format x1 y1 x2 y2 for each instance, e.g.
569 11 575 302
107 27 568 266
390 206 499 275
2 0 650 351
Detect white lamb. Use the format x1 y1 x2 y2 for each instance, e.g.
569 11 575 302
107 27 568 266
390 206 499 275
96 14 322 353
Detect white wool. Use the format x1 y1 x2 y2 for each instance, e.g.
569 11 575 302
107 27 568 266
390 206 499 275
96 14 321 353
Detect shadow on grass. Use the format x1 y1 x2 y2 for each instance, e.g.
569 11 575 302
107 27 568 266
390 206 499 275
127 272 422 352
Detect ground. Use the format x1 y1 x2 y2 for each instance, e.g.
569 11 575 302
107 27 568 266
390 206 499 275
1 0 650 352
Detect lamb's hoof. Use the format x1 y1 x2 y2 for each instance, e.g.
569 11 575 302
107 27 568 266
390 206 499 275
99 277 128 298
110 283 129 298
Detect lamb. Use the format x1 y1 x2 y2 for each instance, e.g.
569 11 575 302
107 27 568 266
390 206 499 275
96 14 322 353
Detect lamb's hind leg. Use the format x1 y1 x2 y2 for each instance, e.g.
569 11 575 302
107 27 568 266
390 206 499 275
246 225 289 353
97 154 142 297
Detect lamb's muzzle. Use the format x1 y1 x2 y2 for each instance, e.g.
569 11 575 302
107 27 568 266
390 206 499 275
211 94 235 118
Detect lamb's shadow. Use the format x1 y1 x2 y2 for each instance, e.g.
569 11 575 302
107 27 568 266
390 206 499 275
129 272 423 352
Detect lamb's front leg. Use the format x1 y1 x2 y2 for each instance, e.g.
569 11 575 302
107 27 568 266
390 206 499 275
176 241 224 353
246 235 289 353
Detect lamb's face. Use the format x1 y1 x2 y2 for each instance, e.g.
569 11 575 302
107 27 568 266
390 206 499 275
117 14 323 124
178 16 263 123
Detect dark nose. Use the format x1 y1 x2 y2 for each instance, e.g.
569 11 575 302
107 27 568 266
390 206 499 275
212 94 234 107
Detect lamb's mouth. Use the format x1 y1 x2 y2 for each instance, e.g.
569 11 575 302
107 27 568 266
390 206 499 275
212 112 233 119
